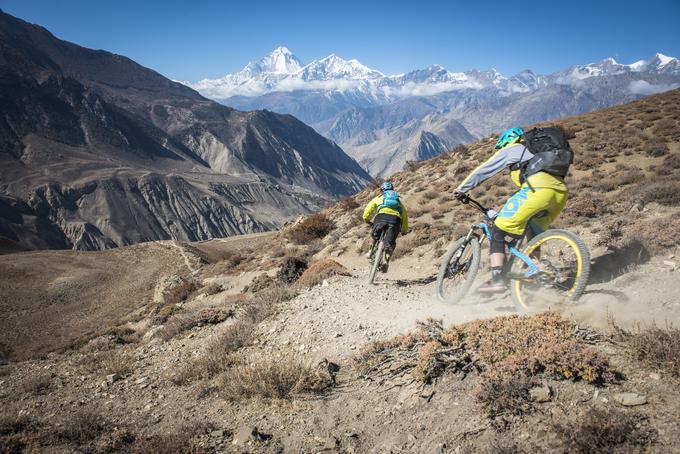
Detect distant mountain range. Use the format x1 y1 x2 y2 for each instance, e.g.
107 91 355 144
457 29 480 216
0 13 370 251
184 47 680 176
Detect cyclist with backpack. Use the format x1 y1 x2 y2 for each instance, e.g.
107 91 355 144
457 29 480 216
363 182 409 272
453 126 573 293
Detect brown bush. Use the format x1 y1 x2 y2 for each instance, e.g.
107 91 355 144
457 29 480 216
21 373 51 395
58 409 109 446
201 283 223 296
161 307 233 341
614 322 680 377
475 371 535 418
335 196 359 210
130 424 212 454
287 213 335 244
85 351 133 378
635 216 680 254
553 407 656 454
218 356 335 400
162 278 198 307
0 342 13 365
276 256 308 283
641 181 680 206
663 153 680 169
105 326 142 344
652 118 678 136
564 196 600 218
644 139 669 157
296 259 351 288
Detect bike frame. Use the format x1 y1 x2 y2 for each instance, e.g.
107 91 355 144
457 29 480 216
460 197 542 279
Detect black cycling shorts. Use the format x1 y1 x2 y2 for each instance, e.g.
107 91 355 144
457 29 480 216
371 213 401 252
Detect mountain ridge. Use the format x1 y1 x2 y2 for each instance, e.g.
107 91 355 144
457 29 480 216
190 47 680 176
0 12 370 251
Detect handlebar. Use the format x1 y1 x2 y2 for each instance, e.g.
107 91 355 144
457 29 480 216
457 194 496 218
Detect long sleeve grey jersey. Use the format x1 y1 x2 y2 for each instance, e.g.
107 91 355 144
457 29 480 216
456 143 533 193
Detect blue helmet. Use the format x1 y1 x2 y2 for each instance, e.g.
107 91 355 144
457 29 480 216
495 127 525 150
380 181 394 192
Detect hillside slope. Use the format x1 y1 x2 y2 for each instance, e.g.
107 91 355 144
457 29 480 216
0 12 370 251
1 67 679 454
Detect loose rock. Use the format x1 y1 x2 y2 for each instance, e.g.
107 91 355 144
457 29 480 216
614 392 647 406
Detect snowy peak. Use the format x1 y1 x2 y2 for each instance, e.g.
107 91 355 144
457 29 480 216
183 50 679 99
243 46 304 75
300 54 383 81
556 53 680 81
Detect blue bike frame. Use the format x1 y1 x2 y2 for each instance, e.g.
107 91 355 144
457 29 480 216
478 220 542 278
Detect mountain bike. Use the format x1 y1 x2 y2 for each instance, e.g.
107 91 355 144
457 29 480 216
367 229 388 284
436 195 590 309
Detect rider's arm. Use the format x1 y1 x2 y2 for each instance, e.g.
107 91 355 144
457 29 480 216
399 204 409 234
362 195 381 222
455 144 529 193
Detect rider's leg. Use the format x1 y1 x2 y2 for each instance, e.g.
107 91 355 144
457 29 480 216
381 218 401 271
478 225 514 293
367 222 384 259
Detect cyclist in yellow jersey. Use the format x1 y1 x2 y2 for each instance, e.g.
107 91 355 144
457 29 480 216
453 127 569 293
362 182 409 272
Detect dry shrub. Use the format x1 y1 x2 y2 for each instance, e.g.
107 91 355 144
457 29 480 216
641 181 680 206
130 424 212 454
574 155 605 170
614 322 680 377
21 373 51 395
356 314 614 420
0 414 38 453
247 273 276 293
162 278 198 307
476 371 535 418
644 139 669 157
563 195 601 219
446 312 575 364
59 409 109 446
663 153 680 169
201 283 223 296
276 256 308 283
336 196 359 210
296 259 351 288
634 216 680 254
161 307 233 341
86 351 133 377
287 213 335 244
0 342 12 365
553 407 656 453
218 356 335 400
652 118 678 136
105 326 142 344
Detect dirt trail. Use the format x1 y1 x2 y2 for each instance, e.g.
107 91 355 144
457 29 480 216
257 251 680 362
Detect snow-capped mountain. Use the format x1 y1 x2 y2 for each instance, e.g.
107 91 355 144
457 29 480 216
183 49 680 177
551 53 680 82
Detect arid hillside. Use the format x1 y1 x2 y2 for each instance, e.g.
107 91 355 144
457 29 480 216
1 89 679 453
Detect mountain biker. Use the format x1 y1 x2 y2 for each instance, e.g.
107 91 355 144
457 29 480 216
363 181 409 272
453 127 569 293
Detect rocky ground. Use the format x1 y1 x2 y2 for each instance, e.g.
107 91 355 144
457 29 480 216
1 238 680 452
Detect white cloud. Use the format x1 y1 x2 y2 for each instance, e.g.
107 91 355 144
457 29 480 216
628 80 680 96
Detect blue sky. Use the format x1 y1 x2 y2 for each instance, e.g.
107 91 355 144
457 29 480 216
3 0 679 81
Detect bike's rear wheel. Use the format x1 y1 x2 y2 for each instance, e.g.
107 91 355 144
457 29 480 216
368 240 385 285
436 236 481 304
510 229 590 309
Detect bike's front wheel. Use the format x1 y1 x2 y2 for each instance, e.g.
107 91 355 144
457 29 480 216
436 236 481 304
510 229 590 309
368 240 385 285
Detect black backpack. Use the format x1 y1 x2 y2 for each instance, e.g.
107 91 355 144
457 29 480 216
519 127 574 182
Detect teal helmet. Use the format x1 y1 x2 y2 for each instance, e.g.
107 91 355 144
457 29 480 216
380 181 394 191
495 127 525 150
